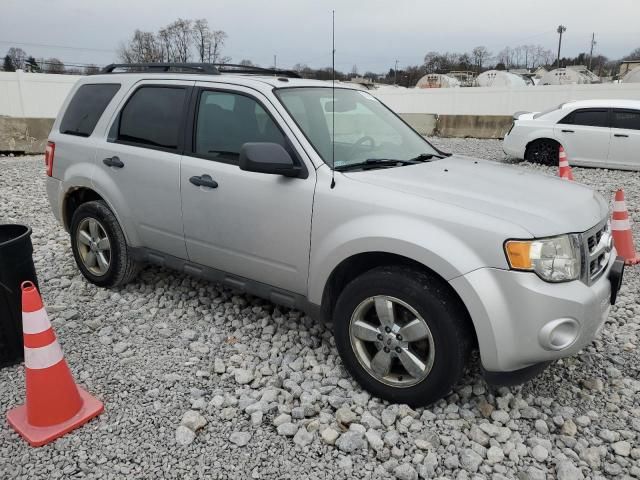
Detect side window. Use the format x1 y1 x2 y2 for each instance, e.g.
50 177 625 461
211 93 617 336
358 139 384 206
117 86 186 150
612 109 640 130
60 84 120 137
560 109 609 127
194 91 286 161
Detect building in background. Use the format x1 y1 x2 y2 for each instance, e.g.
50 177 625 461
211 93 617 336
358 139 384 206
540 67 592 85
415 73 461 88
619 59 640 78
475 70 530 87
622 66 640 83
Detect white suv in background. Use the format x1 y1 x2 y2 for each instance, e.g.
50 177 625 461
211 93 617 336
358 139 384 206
503 99 640 170
45 63 624 406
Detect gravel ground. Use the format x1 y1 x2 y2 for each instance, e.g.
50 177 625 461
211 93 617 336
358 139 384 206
1 139 639 480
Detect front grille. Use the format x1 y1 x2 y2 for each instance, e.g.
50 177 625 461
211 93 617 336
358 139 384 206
581 219 611 285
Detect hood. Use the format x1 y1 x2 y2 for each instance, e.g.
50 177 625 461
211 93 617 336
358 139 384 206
344 156 608 237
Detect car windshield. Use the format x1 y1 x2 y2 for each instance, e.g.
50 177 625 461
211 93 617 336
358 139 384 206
275 87 440 170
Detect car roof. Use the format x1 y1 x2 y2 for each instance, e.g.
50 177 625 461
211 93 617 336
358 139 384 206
562 99 640 110
79 73 357 93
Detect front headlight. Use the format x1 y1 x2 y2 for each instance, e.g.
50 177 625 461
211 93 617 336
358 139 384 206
504 235 581 282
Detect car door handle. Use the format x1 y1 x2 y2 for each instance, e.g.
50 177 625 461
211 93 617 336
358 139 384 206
189 174 218 188
614 133 629 138
561 129 575 133
103 156 124 168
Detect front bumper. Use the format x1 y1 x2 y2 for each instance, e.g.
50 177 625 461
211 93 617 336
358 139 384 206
450 252 622 373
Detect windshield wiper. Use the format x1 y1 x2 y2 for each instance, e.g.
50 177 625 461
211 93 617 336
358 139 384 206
335 158 419 172
408 153 444 162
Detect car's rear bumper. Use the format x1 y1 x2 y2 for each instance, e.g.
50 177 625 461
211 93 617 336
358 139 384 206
502 135 524 158
450 252 621 373
46 176 64 227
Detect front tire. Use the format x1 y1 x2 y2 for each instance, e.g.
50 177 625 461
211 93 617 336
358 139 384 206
70 200 139 288
525 139 560 166
333 265 472 407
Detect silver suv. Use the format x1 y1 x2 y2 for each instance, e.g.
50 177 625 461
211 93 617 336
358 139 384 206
45 63 624 406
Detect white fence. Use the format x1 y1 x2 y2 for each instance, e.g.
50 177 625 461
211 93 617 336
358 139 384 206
372 83 640 116
1 71 640 119
0 71 80 118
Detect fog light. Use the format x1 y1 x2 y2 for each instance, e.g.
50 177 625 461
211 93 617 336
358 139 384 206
538 318 579 350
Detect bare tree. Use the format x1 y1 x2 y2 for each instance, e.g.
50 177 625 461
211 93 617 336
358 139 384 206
165 19 193 62
7 47 27 70
192 19 210 62
119 18 229 64
157 28 174 62
210 30 230 63
118 30 163 62
496 47 514 69
471 46 491 72
239 59 255 66
514 46 524 68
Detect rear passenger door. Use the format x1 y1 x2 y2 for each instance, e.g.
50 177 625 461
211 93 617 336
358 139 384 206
554 108 610 166
608 109 640 169
180 84 315 295
94 80 193 258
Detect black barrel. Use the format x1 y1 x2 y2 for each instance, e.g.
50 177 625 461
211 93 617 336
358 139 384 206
0 224 39 367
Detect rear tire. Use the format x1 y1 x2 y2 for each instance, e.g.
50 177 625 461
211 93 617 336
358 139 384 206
525 139 560 166
70 200 139 288
333 265 472 407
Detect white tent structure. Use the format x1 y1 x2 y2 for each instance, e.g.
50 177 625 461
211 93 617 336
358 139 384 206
622 66 640 83
415 74 461 89
474 70 528 87
539 68 591 85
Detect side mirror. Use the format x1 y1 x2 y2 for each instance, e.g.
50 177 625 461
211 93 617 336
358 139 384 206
239 143 302 178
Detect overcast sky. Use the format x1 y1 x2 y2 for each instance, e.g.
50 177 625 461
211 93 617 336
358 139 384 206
2 0 639 71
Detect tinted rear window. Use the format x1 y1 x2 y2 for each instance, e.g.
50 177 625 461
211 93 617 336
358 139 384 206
118 86 186 150
612 109 640 130
560 109 609 127
60 84 120 137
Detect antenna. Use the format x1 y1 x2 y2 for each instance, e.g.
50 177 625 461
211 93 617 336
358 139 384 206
330 9 336 189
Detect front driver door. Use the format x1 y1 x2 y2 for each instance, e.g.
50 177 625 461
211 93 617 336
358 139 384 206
554 108 610 166
180 85 315 295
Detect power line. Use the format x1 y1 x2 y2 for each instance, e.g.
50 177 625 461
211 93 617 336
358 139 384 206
0 39 116 53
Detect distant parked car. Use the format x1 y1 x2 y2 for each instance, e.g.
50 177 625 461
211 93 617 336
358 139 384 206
503 99 640 170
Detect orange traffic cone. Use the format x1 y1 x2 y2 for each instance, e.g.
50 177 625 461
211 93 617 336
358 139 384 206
611 189 640 266
558 146 574 181
6 281 104 447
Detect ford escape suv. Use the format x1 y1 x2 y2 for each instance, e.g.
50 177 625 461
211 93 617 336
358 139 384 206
45 63 624 406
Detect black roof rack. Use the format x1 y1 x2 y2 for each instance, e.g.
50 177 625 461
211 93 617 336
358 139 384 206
100 62 301 78
101 63 220 74
213 64 301 78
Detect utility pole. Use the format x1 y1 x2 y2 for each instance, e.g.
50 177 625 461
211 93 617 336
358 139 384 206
273 54 277 74
588 33 596 71
556 25 566 68
394 59 398 85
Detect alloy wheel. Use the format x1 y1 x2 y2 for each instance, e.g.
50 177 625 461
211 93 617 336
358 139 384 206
349 295 436 387
76 217 111 276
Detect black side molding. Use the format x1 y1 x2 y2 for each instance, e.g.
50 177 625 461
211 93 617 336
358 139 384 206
128 246 323 322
